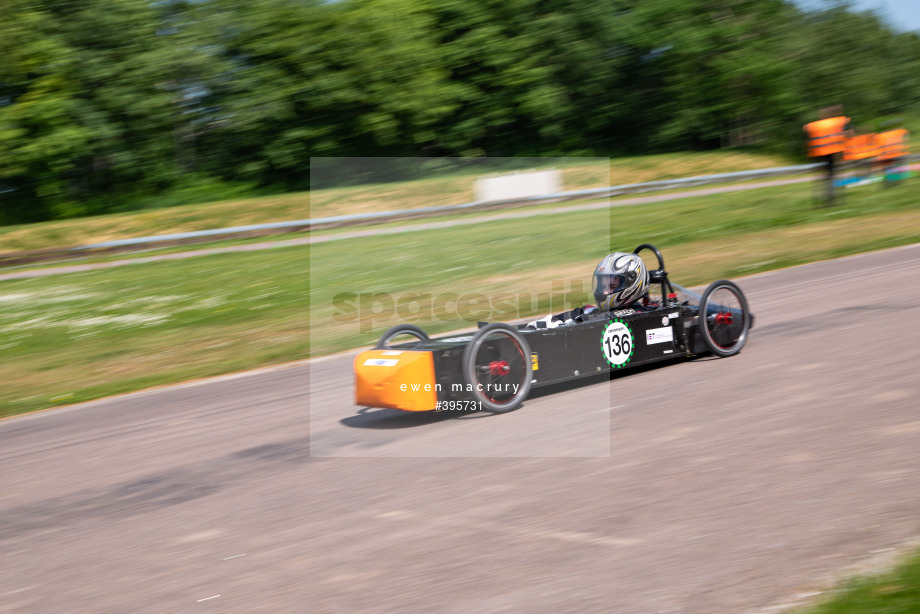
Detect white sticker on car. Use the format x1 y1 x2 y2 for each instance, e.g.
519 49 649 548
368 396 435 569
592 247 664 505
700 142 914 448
381 351 403 355
601 320 633 368
646 327 673 345
668 312 679 319
363 359 399 366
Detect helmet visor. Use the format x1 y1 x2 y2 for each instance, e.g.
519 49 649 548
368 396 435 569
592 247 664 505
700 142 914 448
593 272 633 298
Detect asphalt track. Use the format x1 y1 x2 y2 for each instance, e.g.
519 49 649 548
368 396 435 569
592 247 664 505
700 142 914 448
3 245 920 613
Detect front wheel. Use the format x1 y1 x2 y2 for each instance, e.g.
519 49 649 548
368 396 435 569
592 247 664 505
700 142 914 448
462 323 532 413
376 324 429 349
698 280 751 357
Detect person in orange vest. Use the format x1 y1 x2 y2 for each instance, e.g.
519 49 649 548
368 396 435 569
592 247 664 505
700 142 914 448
804 105 851 204
876 128 910 185
844 131 878 185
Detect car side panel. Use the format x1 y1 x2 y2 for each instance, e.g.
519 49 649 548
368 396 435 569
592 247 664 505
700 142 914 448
524 307 692 387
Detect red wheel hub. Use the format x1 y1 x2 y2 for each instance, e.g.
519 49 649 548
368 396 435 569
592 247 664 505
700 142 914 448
489 361 510 376
714 312 733 325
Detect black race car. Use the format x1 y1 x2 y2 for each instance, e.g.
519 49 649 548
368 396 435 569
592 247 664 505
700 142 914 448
354 244 753 413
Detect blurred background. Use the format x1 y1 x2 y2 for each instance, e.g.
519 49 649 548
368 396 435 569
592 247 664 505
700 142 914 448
3 4 920 612
1 0 919 225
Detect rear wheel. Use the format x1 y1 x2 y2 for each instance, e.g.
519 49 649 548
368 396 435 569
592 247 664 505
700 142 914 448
376 324 429 349
699 280 751 357
462 324 532 413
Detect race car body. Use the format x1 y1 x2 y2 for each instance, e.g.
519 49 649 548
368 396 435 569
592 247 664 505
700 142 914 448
355 245 753 413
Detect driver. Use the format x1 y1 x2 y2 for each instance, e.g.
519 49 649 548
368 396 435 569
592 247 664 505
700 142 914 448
525 252 650 329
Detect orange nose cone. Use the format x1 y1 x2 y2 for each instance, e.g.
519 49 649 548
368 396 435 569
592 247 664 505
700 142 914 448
354 349 438 411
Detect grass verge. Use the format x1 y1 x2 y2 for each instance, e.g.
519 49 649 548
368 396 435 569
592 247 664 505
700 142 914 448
308 151 789 218
1 178 917 418
0 174 818 273
799 546 920 614
0 151 790 253
3 178 799 273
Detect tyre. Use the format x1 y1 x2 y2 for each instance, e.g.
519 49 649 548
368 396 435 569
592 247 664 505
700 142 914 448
376 324 429 349
698 280 751 357
461 323 532 413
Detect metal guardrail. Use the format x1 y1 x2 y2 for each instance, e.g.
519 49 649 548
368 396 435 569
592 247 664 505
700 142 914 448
76 162 826 252
76 220 312 250
6 157 915 267
304 163 827 230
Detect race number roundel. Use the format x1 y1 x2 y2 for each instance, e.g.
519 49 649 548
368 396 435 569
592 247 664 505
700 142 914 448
601 319 634 368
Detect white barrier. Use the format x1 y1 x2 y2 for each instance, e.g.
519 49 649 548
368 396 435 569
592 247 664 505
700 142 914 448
473 169 563 203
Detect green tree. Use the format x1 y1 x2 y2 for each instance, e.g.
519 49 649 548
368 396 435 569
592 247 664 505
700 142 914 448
200 0 461 188
3 0 920 222
0 0 228 223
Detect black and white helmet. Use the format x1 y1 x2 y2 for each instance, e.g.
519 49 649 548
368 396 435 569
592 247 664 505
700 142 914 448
592 252 649 311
